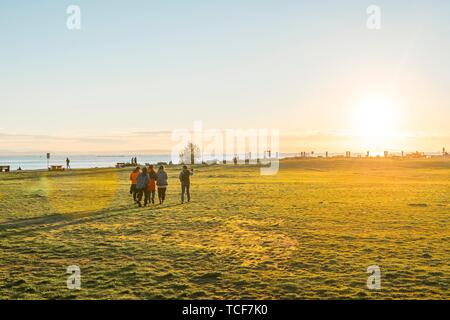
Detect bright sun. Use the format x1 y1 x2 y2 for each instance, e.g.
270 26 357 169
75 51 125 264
353 95 399 139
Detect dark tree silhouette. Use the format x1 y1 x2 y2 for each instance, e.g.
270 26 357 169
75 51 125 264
179 142 201 164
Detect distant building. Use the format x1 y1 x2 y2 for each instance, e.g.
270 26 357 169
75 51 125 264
408 151 426 159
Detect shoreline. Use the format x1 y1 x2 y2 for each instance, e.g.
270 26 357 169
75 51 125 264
1 156 449 173
0 151 447 172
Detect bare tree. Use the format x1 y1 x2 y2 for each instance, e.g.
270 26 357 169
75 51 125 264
179 142 201 164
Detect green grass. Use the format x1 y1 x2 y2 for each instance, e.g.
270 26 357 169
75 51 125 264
0 158 449 299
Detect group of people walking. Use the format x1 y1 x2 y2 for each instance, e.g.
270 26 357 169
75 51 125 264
129 165 193 207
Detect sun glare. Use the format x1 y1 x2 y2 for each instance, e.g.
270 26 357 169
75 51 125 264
353 95 399 140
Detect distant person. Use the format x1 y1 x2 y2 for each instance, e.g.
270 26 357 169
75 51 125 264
156 165 168 204
136 167 150 207
129 166 141 202
148 165 157 204
66 157 71 169
179 165 194 203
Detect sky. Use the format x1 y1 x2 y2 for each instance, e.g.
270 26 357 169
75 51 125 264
1 0 449 154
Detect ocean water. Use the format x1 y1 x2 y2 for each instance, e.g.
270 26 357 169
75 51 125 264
0 153 292 171
0 155 173 171
0 153 289 171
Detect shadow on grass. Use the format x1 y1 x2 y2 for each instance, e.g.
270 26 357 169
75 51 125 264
0 202 184 238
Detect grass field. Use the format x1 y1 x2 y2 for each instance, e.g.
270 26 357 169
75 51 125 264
0 159 448 299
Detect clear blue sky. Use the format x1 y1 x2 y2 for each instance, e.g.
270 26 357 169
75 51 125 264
1 0 449 152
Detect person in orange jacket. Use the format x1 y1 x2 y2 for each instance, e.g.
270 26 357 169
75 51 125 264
147 165 157 204
129 166 141 202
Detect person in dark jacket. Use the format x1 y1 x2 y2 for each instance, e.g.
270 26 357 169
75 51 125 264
156 165 168 204
136 167 150 207
179 165 194 203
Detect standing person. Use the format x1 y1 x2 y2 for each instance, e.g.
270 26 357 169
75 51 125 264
156 165 168 204
179 165 194 203
136 167 150 207
148 165 157 204
129 166 141 203
66 157 71 169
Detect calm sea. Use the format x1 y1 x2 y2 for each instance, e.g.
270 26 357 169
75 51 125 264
0 155 173 171
0 153 290 170
0 153 293 171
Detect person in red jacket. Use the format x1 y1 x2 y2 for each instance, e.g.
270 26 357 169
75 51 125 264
147 165 157 204
129 166 141 202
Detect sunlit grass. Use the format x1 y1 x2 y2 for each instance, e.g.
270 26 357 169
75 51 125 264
0 159 448 299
